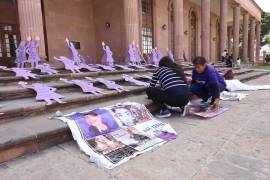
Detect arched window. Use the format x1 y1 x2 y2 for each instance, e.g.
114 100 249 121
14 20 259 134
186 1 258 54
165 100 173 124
141 0 153 55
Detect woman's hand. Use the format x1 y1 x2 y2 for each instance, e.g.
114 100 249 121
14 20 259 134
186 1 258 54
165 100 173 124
211 98 220 111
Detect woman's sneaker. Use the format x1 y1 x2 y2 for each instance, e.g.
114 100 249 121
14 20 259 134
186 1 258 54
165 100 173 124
156 109 171 118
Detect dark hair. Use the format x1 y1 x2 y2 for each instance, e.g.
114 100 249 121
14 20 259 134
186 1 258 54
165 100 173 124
192 56 207 66
159 56 187 83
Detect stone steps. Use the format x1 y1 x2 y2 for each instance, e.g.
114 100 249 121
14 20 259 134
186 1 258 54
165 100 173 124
0 66 268 164
0 93 154 163
0 85 147 122
0 72 151 101
0 69 154 86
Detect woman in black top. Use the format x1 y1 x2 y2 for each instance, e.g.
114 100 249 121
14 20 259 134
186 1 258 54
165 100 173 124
146 56 189 118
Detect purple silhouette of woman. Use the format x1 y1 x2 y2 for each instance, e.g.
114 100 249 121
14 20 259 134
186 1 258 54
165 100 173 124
26 36 41 68
15 41 28 68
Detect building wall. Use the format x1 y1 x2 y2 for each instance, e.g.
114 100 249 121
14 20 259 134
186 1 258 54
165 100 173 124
153 0 170 55
92 0 125 64
43 0 96 66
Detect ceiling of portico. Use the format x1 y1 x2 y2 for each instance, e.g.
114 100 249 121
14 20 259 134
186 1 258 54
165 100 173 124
189 0 242 24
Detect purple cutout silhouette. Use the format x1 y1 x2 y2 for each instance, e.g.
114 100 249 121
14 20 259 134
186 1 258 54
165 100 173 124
85 77 128 92
86 55 94 65
65 38 82 65
18 81 65 105
0 66 38 80
125 43 137 65
96 64 116 71
26 36 41 68
114 64 134 71
148 47 162 65
54 56 81 73
101 42 114 66
78 62 101 72
15 41 28 68
60 78 105 95
36 64 59 75
156 131 177 141
166 48 175 62
134 74 152 80
126 42 145 66
122 74 149 87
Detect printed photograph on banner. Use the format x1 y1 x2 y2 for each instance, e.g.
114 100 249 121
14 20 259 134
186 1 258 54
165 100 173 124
87 134 138 164
67 108 120 140
110 103 153 126
110 127 164 151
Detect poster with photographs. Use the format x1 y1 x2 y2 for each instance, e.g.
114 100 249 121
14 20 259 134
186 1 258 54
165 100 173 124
59 102 177 169
109 102 153 126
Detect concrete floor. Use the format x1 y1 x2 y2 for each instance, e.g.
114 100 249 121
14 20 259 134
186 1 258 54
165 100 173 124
1 75 270 180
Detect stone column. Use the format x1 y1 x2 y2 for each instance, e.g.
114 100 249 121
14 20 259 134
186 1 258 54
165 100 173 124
249 17 256 63
173 0 184 63
201 0 210 60
232 4 240 64
123 0 140 46
228 26 232 54
255 22 261 62
220 0 228 57
242 12 249 63
17 0 46 58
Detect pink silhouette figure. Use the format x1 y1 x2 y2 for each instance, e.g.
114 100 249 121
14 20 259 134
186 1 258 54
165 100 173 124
122 74 149 87
26 36 41 68
166 48 175 62
101 42 114 66
18 81 65 105
36 63 59 75
15 41 28 68
0 66 38 80
135 44 146 64
54 56 81 73
60 78 105 95
85 77 128 92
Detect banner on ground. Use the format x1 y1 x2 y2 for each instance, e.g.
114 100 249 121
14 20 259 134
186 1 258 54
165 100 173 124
59 102 177 169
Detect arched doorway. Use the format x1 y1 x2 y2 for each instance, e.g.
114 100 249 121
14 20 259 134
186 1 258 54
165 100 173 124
189 9 197 61
0 0 20 67
168 0 174 52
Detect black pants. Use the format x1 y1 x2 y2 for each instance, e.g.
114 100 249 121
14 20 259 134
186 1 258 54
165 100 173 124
146 87 189 111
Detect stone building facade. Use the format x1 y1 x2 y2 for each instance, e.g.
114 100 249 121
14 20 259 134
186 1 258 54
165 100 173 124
0 0 262 67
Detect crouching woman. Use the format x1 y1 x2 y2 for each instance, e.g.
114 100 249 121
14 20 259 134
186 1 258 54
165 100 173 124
146 56 190 118
190 56 227 110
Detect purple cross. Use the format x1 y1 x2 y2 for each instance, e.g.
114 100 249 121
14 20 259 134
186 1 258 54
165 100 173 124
18 81 65 105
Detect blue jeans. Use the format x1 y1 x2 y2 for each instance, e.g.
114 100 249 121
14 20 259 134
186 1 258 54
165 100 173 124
190 83 226 102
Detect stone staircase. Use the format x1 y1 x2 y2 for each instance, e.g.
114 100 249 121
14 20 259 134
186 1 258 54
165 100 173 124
0 66 268 163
